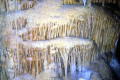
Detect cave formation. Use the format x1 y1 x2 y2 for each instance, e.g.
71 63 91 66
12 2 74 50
0 0 120 80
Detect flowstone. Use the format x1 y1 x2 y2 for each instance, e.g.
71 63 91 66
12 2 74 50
0 0 119 80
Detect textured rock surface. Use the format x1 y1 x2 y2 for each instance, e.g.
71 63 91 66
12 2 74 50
90 53 114 80
90 72 102 80
0 0 120 80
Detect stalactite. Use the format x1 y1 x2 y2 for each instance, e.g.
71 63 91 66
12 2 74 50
56 27 59 38
15 0 17 11
60 48 69 79
5 0 8 13
34 49 38 75
78 51 81 72
44 50 47 72
102 0 105 6
32 50 36 76
69 24 72 36
80 22 83 38
71 25 74 36
20 1 35 10
58 25 61 37
62 24 65 37
70 51 76 75
84 22 88 38
38 27 41 41
53 28 56 38
39 51 42 73
3 1 120 79
80 50 83 73
25 48 28 73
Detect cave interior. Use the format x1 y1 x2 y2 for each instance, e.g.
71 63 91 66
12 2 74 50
0 0 120 80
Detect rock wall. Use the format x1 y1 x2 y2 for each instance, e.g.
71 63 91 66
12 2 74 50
0 0 120 79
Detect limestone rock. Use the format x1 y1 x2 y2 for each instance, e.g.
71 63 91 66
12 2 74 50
90 72 102 80
90 56 114 80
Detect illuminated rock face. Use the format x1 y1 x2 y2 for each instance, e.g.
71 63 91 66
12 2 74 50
0 0 119 80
